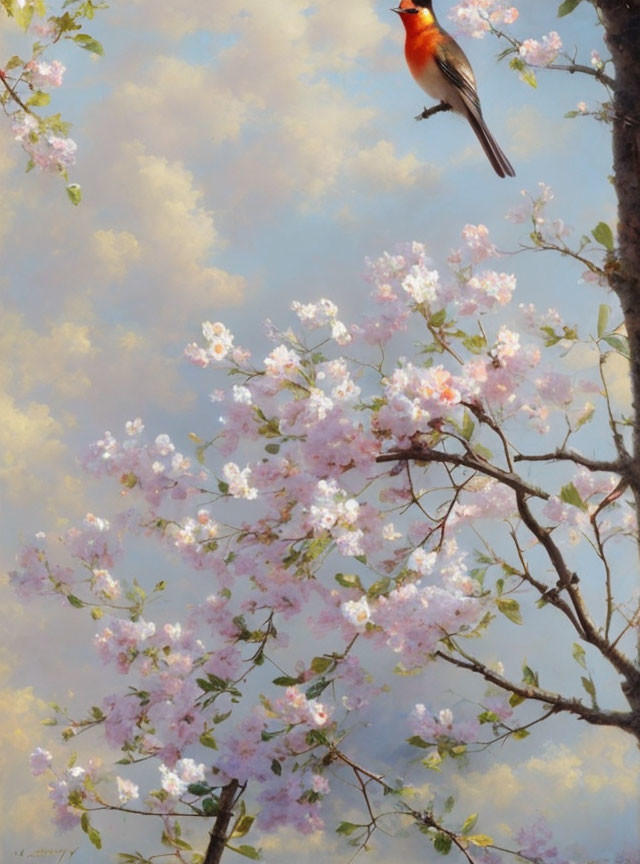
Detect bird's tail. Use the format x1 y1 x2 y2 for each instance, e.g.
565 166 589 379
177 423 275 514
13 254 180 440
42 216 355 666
465 109 515 179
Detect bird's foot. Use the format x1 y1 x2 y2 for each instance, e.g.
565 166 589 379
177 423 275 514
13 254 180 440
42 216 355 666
415 101 453 121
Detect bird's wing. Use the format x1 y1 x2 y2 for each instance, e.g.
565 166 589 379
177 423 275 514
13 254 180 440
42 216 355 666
434 38 482 116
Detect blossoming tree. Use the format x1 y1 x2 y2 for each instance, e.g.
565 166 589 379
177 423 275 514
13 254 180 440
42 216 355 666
9 0 640 862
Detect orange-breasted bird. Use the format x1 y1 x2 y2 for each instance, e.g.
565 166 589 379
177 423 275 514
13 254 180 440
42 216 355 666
393 0 515 178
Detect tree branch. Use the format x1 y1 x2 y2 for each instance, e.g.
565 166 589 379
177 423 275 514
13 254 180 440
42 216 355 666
513 449 626 474
434 647 635 732
543 62 615 89
203 779 240 864
376 443 549 501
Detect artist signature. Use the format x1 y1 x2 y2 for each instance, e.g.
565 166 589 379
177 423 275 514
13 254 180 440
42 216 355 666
13 850 78 863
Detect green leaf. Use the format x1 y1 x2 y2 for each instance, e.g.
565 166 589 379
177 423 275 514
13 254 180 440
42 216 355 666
27 90 51 107
272 675 302 687
572 642 587 670
461 813 478 834
433 832 453 854
218 480 230 494
557 0 583 15
334 573 363 590
73 33 104 55
310 656 333 674
509 56 537 87
305 678 331 699
465 834 494 847
461 411 474 441
591 221 615 251
227 845 260 860
336 822 361 836
226 845 260 860
66 594 84 608
264 443 280 455
509 692 526 708
602 334 630 358
88 827 103 850
430 309 447 327
187 783 211 797
270 758 282 776
199 732 218 750
512 728 530 740
522 662 539 686
581 675 597 705
231 815 255 838
496 597 522 625
443 795 455 813
202 797 219 816
65 183 82 206
597 304 611 339
560 482 588 511
407 735 431 749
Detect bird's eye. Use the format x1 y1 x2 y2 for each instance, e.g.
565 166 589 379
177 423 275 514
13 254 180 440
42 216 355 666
405 7 419 12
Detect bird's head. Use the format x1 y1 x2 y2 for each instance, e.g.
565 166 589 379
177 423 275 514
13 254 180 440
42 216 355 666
392 0 436 29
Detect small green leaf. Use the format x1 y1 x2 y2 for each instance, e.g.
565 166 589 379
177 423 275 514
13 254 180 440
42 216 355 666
430 309 447 327
88 827 103 850
310 656 333 674
66 594 84 608
522 662 539 686
270 758 282 776
465 834 494 847
66 183 82 206
443 795 455 813
336 822 361 836
433 832 453 854
272 675 302 687
73 33 104 55
560 482 588 511
581 675 597 706
557 0 583 16
199 732 218 750
461 411 474 441
509 692 526 708
264 443 280 455
227 845 260 860
512 728 530 740
572 642 587 669
231 815 255 838
27 90 51 107
591 221 615 251
597 304 611 339
602 334 630 358
461 813 478 834
305 678 331 699
202 797 219 816
407 735 431 749
334 573 363 590
496 596 523 625
187 783 211 797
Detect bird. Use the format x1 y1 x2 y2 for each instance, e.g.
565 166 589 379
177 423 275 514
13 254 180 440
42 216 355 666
392 0 515 178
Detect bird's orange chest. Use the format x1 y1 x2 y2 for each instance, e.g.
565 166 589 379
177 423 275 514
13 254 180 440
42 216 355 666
404 24 444 79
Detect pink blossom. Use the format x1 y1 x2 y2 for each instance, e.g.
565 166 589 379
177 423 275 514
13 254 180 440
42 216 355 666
116 776 139 803
25 59 65 88
519 32 563 67
449 0 518 39
29 747 53 776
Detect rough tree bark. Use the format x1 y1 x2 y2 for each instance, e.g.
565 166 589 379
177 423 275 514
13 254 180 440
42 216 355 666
203 780 240 864
599 0 640 723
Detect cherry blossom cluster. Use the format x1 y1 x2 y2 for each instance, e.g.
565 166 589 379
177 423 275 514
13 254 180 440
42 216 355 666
449 0 518 39
13 207 628 860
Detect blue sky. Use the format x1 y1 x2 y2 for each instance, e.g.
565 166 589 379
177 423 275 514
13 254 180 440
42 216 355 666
0 1 637 861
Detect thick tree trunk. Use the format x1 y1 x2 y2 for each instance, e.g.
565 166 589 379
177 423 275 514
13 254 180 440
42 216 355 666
203 780 239 864
600 0 640 723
